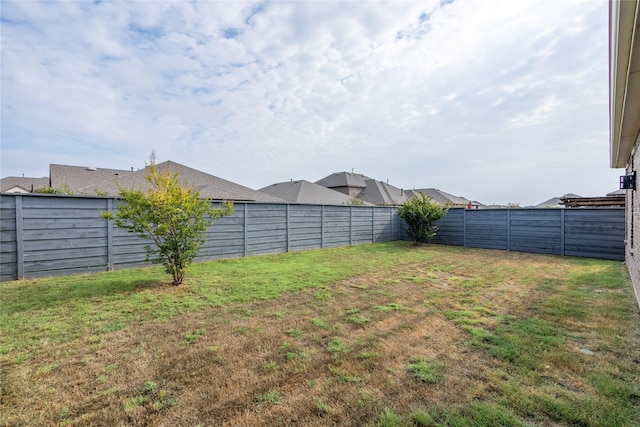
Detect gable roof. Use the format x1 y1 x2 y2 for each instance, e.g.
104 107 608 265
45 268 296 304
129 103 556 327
259 180 366 205
607 189 626 196
533 193 581 208
77 161 286 203
50 164 134 193
404 188 474 207
0 176 49 193
315 172 371 189
356 179 407 205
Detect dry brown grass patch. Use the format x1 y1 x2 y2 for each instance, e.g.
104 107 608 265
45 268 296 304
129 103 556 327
2 245 638 426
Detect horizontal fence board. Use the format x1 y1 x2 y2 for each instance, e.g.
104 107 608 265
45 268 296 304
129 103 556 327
197 245 244 259
23 228 108 240
23 237 108 251
24 256 109 274
1 250 17 263
0 230 17 243
24 247 108 262
24 265 109 280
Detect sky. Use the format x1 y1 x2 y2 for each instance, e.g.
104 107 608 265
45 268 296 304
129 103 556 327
0 0 621 206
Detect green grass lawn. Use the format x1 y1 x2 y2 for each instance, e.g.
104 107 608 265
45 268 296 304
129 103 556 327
1 241 639 426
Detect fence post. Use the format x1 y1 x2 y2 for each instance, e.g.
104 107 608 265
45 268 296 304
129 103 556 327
106 198 114 270
15 195 24 280
560 209 565 256
243 203 248 257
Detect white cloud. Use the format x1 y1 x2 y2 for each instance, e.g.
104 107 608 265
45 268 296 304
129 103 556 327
0 0 618 206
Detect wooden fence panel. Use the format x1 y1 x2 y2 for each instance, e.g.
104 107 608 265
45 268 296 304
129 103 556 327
352 207 374 244
465 209 509 250
287 204 322 251
373 208 394 242
0 195 17 282
20 196 110 278
430 208 464 246
322 206 350 248
564 209 626 260
245 204 288 256
198 206 245 260
509 209 562 255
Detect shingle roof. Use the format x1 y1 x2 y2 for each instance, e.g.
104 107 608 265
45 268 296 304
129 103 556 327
533 193 582 208
0 176 49 193
356 179 407 205
259 180 367 205
76 161 286 203
404 188 474 207
315 172 371 189
50 164 135 193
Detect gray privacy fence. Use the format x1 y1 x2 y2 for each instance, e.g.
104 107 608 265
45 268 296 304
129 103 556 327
0 194 625 282
0 194 400 281
430 207 625 260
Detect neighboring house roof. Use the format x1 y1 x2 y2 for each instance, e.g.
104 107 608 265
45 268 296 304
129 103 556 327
533 193 582 208
78 161 286 203
609 0 640 168
0 176 49 193
315 172 371 189
607 189 627 196
404 188 475 207
50 164 134 193
259 180 368 205
357 179 407 205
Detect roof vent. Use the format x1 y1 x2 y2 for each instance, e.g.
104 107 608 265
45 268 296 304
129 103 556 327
86 167 97 171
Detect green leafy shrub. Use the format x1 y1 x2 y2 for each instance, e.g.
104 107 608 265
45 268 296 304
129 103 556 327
396 194 448 245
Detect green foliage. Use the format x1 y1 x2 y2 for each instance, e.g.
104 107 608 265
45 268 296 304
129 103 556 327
34 183 74 195
327 337 350 354
255 390 281 407
396 194 448 245
407 358 441 383
102 155 233 285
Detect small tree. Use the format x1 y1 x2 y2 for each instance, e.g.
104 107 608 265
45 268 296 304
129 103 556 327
103 157 233 285
397 194 448 245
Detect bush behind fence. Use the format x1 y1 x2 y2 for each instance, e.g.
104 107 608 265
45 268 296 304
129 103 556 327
0 194 625 282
